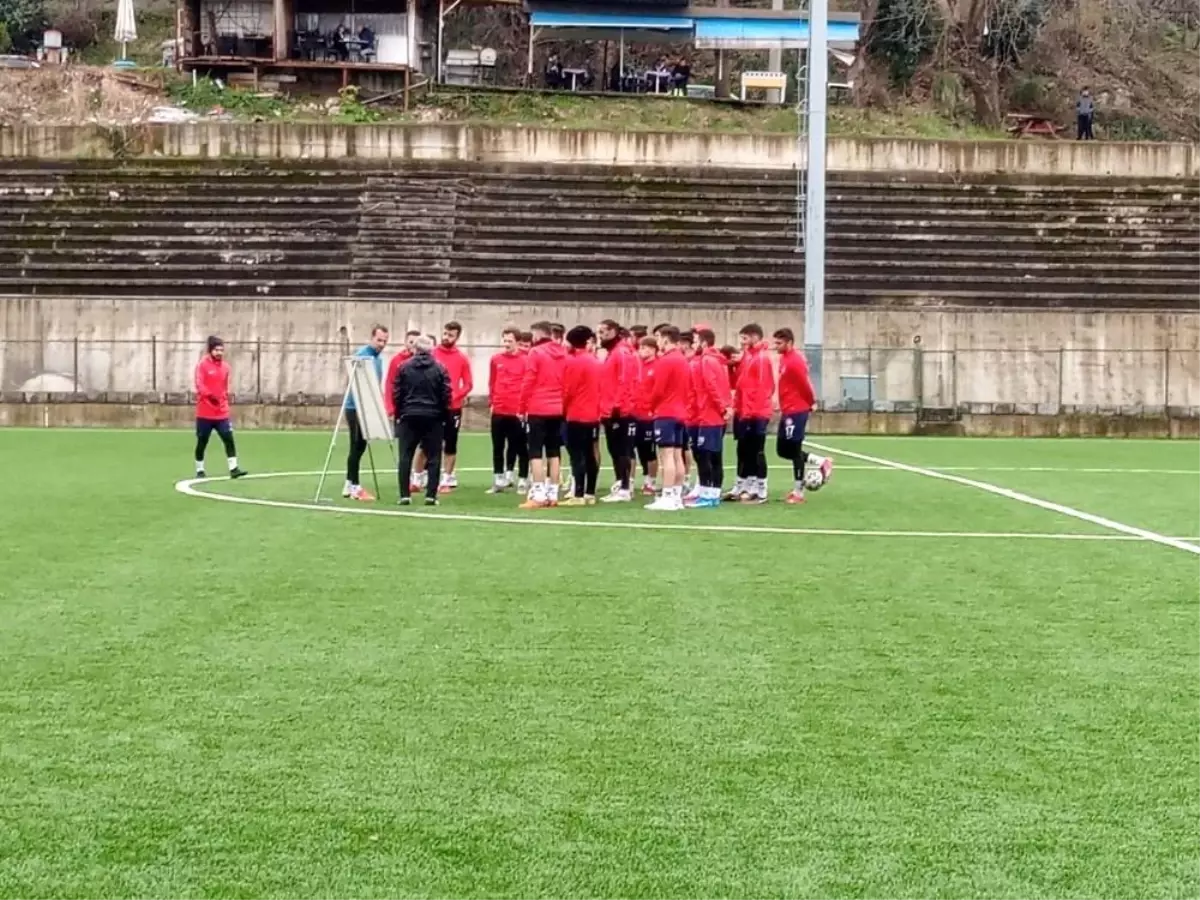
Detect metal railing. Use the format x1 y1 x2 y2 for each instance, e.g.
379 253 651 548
0 339 1196 414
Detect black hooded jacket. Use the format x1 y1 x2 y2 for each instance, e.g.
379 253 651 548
393 352 452 419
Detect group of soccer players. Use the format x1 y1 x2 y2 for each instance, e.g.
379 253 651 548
374 318 832 511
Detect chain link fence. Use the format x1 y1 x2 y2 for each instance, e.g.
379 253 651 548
0 340 1195 413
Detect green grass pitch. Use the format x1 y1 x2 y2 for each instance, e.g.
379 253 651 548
1 428 1198 899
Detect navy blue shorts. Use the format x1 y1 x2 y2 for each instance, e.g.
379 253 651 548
196 417 233 440
654 417 686 449
636 419 656 446
693 425 725 452
684 425 700 452
735 417 769 440
776 412 810 460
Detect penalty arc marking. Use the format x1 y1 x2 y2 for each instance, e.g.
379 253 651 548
175 471 1196 545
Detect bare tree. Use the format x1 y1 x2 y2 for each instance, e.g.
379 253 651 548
929 0 1048 126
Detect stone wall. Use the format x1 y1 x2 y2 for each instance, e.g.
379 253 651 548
1 124 1195 178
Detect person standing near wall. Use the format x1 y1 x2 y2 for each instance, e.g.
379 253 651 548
1076 88 1095 140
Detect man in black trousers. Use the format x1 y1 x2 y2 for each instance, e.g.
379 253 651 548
392 335 452 507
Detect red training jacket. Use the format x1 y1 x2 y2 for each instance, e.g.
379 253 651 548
432 344 473 411
599 341 637 418
734 343 775 420
383 349 413 417
563 348 603 423
519 338 568 416
692 348 733 426
632 353 657 421
488 350 526 417
777 347 816 415
194 355 230 419
684 353 702 425
649 347 690 421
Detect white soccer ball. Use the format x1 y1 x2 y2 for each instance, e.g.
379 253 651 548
803 467 825 492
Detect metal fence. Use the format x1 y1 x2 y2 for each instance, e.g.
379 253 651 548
1 340 1196 413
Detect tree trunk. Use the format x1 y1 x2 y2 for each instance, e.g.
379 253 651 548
848 0 880 105
958 53 1002 127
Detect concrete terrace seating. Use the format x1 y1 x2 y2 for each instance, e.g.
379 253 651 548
0 164 364 298
0 162 1197 309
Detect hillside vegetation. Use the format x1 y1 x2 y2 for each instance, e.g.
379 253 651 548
1 0 1196 139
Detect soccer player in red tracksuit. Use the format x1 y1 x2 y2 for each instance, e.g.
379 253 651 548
561 325 603 505
487 327 529 494
646 325 692 511
731 323 775 503
598 319 638 503
425 321 473 494
518 321 569 509
193 336 247 479
773 327 833 503
632 336 659 495
687 328 733 508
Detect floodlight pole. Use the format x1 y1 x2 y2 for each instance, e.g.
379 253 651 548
803 0 828 401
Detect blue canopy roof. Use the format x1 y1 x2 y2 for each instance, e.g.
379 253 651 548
694 16 859 49
530 9 693 30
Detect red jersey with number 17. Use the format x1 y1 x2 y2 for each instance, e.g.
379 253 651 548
777 347 816 415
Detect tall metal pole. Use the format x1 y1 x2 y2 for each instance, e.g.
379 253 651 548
803 0 828 400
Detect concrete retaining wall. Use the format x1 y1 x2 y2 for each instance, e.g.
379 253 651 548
3 397 1196 438
1 124 1195 177
2 297 1197 412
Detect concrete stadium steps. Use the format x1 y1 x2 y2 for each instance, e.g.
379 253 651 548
0 167 362 296
348 175 459 300
0 163 1197 307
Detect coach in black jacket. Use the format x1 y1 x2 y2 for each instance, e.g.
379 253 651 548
393 335 452 505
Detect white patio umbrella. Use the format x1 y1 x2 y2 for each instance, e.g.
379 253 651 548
114 0 137 60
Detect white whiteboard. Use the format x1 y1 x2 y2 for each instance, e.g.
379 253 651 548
345 357 392 442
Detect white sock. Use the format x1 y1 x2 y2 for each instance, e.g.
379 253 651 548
529 482 545 501
350 483 360 494
548 482 559 501
196 460 205 473
228 456 238 470
758 479 769 496
795 480 805 493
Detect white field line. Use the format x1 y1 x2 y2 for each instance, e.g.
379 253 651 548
174 471 1200 544
450 464 1200 475
809 442 1200 557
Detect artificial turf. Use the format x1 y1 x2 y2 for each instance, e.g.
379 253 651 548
1 429 1197 899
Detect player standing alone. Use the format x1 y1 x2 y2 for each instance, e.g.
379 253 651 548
193 336 247 479
343 325 389 501
774 328 833 502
